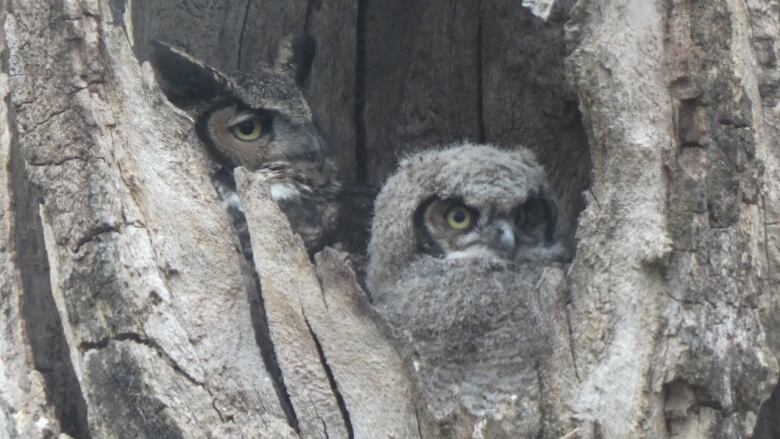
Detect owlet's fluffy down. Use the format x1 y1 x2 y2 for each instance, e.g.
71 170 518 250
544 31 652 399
367 143 565 437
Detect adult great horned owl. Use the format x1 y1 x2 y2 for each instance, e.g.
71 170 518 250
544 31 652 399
367 143 563 437
150 36 353 254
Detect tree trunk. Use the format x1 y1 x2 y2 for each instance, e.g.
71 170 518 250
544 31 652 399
1 0 778 438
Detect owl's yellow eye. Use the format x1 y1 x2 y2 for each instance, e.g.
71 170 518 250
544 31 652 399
231 119 263 141
445 206 473 230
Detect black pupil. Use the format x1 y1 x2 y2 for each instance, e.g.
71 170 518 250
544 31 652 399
238 120 256 135
452 210 466 223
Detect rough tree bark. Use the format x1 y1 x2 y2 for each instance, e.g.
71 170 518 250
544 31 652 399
1 0 779 438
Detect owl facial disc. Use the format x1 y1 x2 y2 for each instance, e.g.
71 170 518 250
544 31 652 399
415 195 555 262
367 143 566 292
202 104 325 170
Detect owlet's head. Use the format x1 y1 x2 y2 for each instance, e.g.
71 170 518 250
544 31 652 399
367 143 562 291
150 35 326 171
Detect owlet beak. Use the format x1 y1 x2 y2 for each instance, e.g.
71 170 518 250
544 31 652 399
489 220 517 260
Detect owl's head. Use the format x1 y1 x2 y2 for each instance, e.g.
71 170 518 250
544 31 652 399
150 35 325 171
367 143 562 291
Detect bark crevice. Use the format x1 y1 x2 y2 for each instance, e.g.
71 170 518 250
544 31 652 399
303 0 316 38
5 6 91 428
80 332 236 426
563 291 581 382
763 195 774 288
353 0 368 184
244 259 302 433
10 108 91 439
754 378 780 438
72 224 120 253
236 0 252 70
303 315 355 439
80 332 203 387
215 172 302 433
475 0 485 144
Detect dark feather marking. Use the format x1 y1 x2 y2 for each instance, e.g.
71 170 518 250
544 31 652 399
149 41 228 105
195 102 240 169
537 192 559 246
413 196 445 259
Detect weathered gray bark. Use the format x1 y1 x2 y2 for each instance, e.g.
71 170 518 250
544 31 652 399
2 0 779 438
565 1 780 437
235 168 420 438
4 0 286 436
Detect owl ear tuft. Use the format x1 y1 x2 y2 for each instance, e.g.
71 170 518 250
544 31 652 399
149 41 229 105
275 34 316 85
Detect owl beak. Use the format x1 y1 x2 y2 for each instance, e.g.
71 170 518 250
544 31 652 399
490 220 517 260
303 130 326 168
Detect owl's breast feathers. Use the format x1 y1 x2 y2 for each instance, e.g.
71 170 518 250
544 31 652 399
259 162 375 256
260 161 342 201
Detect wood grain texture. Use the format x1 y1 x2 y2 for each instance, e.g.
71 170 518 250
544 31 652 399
235 168 348 439
235 168 420 438
304 0 360 180
480 0 590 238
5 1 285 436
360 0 482 185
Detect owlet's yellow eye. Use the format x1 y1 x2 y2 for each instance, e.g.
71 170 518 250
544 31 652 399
445 206 473 230
231 119 263 141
